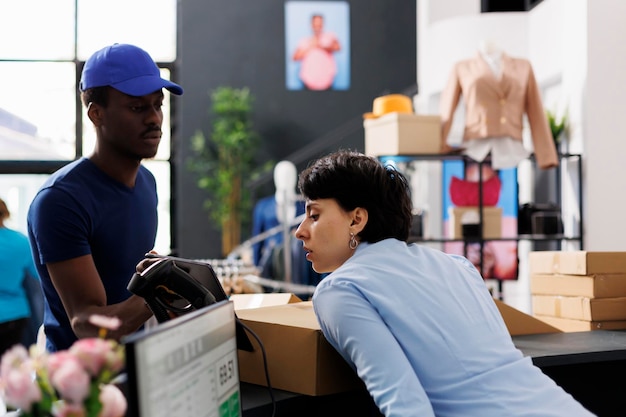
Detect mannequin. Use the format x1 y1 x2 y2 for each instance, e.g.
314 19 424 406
273 160 298 225
273 161 297 283
439 40 558 170
478 40 503 79
251 161 323 286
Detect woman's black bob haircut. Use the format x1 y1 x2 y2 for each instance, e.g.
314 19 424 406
297 149 413 243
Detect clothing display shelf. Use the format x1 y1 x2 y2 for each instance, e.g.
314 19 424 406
377 152 583 288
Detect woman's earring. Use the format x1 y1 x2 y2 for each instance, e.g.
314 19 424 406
349 232 359 250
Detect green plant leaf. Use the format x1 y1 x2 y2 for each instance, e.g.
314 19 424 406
546 109 568 143
186 86 270 249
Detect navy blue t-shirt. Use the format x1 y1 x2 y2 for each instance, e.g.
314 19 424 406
27 158 158 352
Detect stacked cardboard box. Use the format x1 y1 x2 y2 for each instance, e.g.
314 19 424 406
363 113 442 156
529 251 626 331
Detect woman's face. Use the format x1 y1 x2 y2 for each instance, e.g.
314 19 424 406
295 198 356 273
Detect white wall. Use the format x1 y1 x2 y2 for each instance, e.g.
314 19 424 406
419 12 529 103
584 0 626 250
415 0 626 312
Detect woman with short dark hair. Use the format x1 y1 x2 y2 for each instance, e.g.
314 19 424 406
295 150 594 416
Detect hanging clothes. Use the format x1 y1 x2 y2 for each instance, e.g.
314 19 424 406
439 51 558 170
251 195 323 285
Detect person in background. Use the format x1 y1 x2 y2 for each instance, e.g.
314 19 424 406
0 197 41 356
294 150 594 416
292 13 341 90
27 43 183 352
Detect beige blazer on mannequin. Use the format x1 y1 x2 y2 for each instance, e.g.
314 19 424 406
439 53 558 169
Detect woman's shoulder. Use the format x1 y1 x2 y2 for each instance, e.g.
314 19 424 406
0 227 28 242
356 238 413 257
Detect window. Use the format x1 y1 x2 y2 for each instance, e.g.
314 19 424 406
0 0 178 253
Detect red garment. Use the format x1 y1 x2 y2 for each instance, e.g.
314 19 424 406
449 175 501 207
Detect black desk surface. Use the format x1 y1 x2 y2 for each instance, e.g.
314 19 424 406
241 382 380 417
242 330 626 417
512 329 626 366
512 330 626 417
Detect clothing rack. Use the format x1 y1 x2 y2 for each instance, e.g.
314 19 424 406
241 274 317 297
226 214 305 259
195 257 317 297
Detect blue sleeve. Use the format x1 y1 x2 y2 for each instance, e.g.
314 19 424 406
28 187 92 264
21 234 40 281
251 199 268 265
313 282 436 417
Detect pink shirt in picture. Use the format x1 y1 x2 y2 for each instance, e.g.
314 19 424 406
299 32 338 90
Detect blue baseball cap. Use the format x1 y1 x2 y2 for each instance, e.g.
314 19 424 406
79 43 183 96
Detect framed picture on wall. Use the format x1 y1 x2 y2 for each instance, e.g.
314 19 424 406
284 1 350 91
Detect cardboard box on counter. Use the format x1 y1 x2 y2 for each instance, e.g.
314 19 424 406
235 297 559 396
532 294 626 321
236 301 364 396
230 293 302 310
530 273 626 298
448 206 502 239
529 251 626 276
493 299 561 336
364 113 441 157
534 314 626 332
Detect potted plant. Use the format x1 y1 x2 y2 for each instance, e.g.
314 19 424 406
546 109 569 146
187 86 263 256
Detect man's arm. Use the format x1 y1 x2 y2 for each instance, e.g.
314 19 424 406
324 37 340 53
293 36 318 61
47 254 152 341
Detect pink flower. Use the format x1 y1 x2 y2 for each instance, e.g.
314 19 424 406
98 384 127 417
46 351 77 380
0 367 41 411
69 338 113 376
50 356 91 405
0 334 126 416
54 401 87 417
103 345 125 375
0 345 41 412
0 345 30 377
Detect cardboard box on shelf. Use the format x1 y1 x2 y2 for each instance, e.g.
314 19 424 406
534 314 626 332
532 294 626 321
448 206 502 239
235 298 559 396
529 251 626 276
530 273 626 298
363 112 441 157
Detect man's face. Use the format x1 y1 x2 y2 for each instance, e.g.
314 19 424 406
96 88 164 161
312 16 324 36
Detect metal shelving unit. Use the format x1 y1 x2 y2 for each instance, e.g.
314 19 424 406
378 152 583 295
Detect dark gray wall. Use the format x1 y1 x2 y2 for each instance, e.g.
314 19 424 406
175 0 416 258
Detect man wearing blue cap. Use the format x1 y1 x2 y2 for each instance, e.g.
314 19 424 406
27 44 183 352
